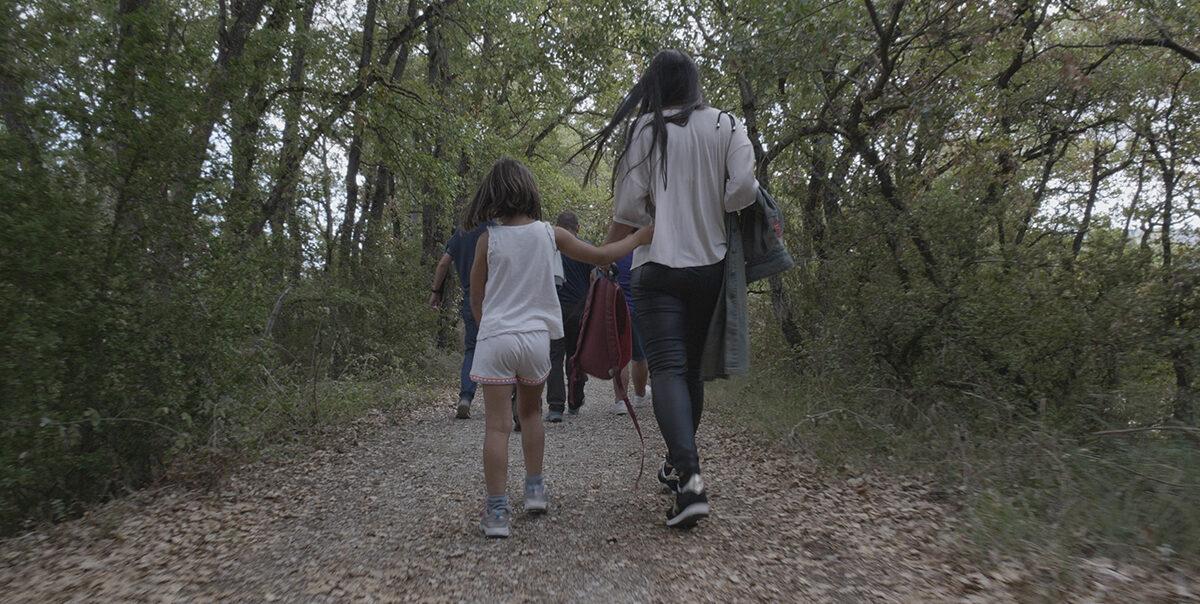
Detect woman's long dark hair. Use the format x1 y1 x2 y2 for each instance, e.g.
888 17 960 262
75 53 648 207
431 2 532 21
577 49 704 190
461 157 542 230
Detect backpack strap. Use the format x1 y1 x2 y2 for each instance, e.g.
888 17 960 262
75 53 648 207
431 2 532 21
570 274 646 487
717 110 737 186
608 285 644 487
566 291 591 410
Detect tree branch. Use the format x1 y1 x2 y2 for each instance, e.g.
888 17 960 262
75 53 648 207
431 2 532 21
1110 36 1200 64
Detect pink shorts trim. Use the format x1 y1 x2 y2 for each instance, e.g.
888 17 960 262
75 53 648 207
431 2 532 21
468 369 550 387
518 369 551 386
469 374 517 386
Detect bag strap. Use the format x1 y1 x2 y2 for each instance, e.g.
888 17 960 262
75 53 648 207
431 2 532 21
608 284 644 487
566 278 599 410
717 110 742 217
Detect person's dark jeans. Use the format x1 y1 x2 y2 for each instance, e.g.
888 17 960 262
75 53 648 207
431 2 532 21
631 261 724 478
547 301 587 412
460 306 479 401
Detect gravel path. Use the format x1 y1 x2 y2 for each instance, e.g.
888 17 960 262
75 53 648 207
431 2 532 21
2 379 1194 602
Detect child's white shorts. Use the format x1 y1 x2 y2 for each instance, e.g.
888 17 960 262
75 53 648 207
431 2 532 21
469 330 552 386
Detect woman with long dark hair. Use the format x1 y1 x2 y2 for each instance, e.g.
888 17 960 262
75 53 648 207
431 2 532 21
584 49 758 528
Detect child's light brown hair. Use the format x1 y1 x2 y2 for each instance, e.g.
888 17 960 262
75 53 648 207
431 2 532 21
461 157 542 230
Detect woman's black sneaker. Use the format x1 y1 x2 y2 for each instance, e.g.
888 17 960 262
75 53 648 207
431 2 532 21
665 474 709 528
657 459 680 492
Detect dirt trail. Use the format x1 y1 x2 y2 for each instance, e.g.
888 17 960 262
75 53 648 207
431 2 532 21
1 379 1194 602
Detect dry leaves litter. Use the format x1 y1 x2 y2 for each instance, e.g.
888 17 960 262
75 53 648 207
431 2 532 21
1 379 1195 602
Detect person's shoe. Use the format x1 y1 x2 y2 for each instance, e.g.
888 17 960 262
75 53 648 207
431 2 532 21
632 386 652 407
657 458 680 492
665 474 709 528
613 399 628 415
480 505 512 538
546 410 564 422
567 406 580 415
455 396 471 419
524 483 548 513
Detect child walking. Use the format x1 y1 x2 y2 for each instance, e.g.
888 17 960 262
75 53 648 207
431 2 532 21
464 158 652 537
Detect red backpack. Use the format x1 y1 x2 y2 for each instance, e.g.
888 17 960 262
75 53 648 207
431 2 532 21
567 272 645 483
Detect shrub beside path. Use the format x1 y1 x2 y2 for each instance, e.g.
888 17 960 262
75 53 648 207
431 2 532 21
1 378 1194 602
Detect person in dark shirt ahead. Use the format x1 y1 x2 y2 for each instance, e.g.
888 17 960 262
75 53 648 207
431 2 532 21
429 220 492 419
544 211 593 422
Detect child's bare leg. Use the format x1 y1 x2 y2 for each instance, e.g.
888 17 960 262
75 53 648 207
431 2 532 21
614 363 630 399
482 384 514 495
515 382 545 476
632 360 649 397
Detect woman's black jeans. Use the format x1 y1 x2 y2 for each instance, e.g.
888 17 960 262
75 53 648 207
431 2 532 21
631 260 724 478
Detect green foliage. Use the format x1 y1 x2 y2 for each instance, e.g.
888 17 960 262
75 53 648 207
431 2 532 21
714 307 1200 570
270 240 437 378
1 0 661 533
3 0 1199 574
963 429 1200 566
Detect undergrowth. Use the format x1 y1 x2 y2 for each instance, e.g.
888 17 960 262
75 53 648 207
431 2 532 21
708 301 1199 578
712 361 1198 574
207 344 461 461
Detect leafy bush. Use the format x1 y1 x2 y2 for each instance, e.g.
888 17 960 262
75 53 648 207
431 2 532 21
0 163 439 533
713 235 1200 567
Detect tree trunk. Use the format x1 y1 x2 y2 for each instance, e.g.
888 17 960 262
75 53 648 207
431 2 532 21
336 0 379 269
1121 162 1146 243
1175 361 1195 425
0 5 41 171
1143 93 1191 423
733 72 801 348
803 136 833 261
319 143 336 268
1014 132 1067 246
421 7 452 262
251 0 447 245
170 0 270 213
103 0 156 277
1071 144 1104 263
353 164 393 254
228 4 290 237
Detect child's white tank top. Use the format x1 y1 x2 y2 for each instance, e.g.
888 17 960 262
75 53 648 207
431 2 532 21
477 221 565 341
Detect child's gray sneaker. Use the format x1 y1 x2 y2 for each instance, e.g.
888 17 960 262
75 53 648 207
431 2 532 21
455 396 471 419
524 483 548 513
480 505 512 538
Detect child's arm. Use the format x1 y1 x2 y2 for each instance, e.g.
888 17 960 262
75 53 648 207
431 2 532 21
602 220 635 245
469 231 489 323
555 224 653 266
